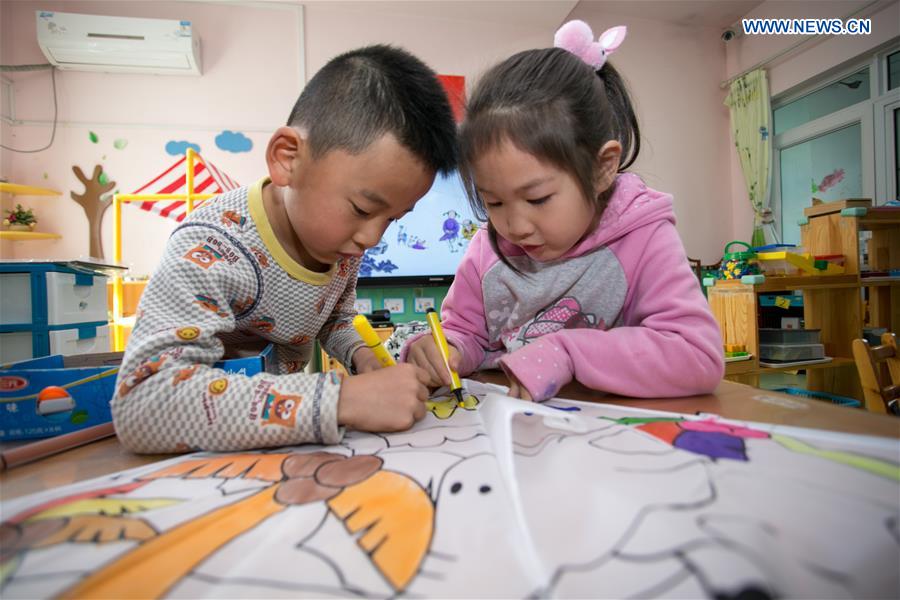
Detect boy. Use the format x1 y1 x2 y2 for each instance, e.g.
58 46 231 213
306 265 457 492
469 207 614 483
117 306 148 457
112 45 458 453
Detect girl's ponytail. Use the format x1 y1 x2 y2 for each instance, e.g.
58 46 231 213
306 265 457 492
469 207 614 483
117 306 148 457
597 62 640 171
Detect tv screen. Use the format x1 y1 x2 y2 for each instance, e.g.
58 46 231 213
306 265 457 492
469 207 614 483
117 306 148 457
357 172 482 286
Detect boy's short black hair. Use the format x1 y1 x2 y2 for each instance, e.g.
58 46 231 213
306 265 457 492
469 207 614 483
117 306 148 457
287 44 458 175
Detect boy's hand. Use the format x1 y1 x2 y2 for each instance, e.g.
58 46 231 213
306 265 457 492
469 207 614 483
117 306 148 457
337 363 430 432
405 336 461 388
351 346 384 374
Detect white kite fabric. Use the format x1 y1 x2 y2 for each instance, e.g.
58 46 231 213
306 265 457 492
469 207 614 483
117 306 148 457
131 154 240 222
2 381 898 599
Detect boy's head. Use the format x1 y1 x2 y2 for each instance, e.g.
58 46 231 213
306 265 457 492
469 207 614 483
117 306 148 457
287 44 458 177
266 45 458 272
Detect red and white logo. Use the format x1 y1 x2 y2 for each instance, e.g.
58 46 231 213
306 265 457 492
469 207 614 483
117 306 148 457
0 376 28 392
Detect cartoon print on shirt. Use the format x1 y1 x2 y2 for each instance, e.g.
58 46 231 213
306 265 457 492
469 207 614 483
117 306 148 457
250 246 270 268
220 210 246 229
518 297 604 344
173 365 199 386
183 244 224 270
261 388 302 428
118 355 168 397
194 294 228 317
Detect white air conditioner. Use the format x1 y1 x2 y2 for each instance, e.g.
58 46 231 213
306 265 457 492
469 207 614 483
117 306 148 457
36 11 202 76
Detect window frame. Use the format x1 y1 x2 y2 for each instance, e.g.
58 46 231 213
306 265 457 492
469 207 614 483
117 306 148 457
770 44 900 242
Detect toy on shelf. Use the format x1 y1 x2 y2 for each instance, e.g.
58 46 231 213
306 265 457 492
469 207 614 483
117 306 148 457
753 243 845 276
717 241 761 280
724 343 750 361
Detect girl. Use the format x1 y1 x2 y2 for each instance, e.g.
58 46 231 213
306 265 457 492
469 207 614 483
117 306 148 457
403 21 724 401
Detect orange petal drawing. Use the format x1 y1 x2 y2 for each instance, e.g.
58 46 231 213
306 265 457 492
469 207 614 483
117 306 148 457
327 470 434 591
140 453 292 483
36 515 158 547
59 485 284 599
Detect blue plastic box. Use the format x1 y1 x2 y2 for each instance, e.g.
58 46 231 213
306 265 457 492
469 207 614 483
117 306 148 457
0 345 275 440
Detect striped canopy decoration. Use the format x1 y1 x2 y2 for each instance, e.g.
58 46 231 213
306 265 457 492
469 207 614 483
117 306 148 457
131 153 240 222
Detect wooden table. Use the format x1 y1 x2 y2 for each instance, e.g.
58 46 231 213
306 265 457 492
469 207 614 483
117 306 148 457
2 379 897 501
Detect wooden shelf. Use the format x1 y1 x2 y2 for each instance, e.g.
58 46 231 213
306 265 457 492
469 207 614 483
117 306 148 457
713 274 859 292
0 182 61 196
0 231 62 241
857 209 900 229
861 277 900 287
759 357 856 373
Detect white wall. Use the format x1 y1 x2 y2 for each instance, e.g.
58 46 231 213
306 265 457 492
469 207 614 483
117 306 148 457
724 0 900 241
2 0 770 274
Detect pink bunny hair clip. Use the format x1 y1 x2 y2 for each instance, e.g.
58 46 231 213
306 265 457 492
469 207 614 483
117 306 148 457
553 20 627 70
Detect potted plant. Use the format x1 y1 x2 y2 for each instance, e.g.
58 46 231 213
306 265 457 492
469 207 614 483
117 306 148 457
3 204 37 232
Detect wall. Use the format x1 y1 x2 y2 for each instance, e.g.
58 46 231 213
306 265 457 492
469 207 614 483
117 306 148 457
1 0 743 279
1 0 302 274
724 0 900 241
566 3 734 263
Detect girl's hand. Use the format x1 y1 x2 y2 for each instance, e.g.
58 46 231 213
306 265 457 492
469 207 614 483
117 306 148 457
504 367 533 401
351 347 384 374
405 336 462 388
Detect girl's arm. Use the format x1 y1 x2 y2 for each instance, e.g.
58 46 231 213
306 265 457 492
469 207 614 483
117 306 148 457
500 222 724 401
400 231 492 375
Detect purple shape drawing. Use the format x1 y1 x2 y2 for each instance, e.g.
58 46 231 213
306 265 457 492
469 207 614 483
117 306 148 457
674 430 748 461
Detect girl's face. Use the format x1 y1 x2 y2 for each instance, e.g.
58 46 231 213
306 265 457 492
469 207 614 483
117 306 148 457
471 139 600 262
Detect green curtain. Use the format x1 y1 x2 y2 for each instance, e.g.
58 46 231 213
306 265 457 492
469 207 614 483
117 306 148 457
724 69 776 247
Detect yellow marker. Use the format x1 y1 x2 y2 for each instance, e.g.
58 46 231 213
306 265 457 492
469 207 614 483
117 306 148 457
425 308 464 404
353 314 396 368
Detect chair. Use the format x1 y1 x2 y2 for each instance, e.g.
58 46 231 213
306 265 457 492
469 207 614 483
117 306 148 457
852 332 900 415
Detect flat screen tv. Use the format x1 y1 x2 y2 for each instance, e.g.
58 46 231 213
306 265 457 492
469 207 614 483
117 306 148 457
357 172 482 286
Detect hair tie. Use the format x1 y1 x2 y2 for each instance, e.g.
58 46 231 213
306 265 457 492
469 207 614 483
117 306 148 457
553 20 627 70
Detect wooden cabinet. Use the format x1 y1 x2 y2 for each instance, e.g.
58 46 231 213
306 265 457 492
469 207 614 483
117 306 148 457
708 200 899 400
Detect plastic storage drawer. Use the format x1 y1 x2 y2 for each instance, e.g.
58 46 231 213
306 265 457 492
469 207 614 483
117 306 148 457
759 343 825 361
45 271 108 325
48 324 110 356
759 328 821 344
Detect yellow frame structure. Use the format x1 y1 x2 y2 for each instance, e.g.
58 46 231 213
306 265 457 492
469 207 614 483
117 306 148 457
111 148 218 350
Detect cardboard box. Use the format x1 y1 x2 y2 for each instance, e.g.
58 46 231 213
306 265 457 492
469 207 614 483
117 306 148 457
0 345 274 440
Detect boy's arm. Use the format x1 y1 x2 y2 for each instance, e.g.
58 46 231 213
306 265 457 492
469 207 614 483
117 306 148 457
500 222 724 401
317 259 366 370
112 224 343 453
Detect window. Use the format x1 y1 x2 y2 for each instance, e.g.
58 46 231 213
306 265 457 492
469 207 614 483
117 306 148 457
773 68 869 135
888 51 900 91
779 124 862 245
772 47 900 243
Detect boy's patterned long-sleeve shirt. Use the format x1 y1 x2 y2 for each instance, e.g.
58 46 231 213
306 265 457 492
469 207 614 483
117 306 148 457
112 178 364 453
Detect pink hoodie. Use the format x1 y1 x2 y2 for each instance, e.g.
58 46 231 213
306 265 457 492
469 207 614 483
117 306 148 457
401 173 724 401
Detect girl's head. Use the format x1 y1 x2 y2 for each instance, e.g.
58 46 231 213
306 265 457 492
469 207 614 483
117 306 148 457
459 25 640 264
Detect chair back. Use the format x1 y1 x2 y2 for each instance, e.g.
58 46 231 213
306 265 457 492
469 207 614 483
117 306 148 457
852 332 900 415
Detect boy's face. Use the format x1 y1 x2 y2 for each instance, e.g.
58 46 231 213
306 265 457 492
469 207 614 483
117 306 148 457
273 132 434 272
